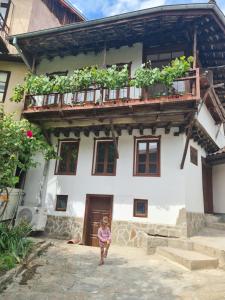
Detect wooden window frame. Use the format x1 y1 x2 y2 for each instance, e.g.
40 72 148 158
92 138 117 176
0 0 11 31
0 70 10 103
133 136 161 177
133 199 148 218
190 146 198 166
55 195 68 212
55 139 80 175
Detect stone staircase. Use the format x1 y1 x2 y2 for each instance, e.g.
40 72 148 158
155 238 220 270
147 214 225 270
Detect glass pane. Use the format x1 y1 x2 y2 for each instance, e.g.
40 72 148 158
0 92 3 102
0 83 5 92
96 143 105 163
56 195 68 210
149 142 158 163
172 51 184 58
108 89 117 100
159 52 171 60
138 142 147 152
107 163 114 174
58 143 69 173
149 164 157 174
147 54 158 61
69 144 78 173
0 72 7 82
136 202 146 214
139 153 146 163
108 143 115 163
138 164 146 173
86 90 94 102
96 163 104 173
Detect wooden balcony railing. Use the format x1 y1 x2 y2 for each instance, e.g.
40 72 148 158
24 69 200 112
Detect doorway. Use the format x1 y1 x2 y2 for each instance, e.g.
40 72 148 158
202 158 213 214
83 194 113 247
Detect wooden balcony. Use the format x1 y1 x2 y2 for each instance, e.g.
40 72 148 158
23 69 200 121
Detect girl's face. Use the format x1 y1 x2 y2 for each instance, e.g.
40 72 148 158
102 222 106 228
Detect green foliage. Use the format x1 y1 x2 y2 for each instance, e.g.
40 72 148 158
131 56 194 88
11 57 193 102
11 65 130 102
0 222 33 271
0 114 56 187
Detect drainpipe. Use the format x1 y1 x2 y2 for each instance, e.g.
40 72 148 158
12 37 32 72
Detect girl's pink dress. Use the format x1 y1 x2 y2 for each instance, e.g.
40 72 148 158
97 227 111 247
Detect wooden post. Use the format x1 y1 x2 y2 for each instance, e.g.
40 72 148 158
193 28 197 69
180 118 196 169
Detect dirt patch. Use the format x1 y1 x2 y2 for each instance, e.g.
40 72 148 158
19 264 42 285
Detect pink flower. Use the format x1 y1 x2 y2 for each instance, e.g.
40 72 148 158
26 130 33 138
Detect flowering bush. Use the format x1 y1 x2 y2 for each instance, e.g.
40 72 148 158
0 114 56 187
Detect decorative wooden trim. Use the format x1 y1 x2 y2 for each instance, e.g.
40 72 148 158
92 138 118 176
83 194 114 245
133 199 148 218
133 136 161 177
55 138 80 175
0 70 11 103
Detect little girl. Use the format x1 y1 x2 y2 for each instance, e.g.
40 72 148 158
97 216 111 265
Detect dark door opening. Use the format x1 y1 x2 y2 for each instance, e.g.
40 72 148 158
83 194 113 247
202 157 213 214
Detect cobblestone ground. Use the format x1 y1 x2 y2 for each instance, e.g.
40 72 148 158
2 240 225 300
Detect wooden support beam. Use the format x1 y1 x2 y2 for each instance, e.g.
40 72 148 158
83 128 90 137
53 129 60 138
139 125 144 135
165 123 171 134
110 121 119 159
63 129 70 138
73 129 80 138
116 127 122 136
104 128 110 137
193 28 197 69
128 126 133 135
180 118 196 169
152 126 156 135
94 129 100 137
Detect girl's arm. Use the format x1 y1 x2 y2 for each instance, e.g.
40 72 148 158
107 227 112 242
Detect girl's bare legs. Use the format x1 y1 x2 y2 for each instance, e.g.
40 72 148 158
99 247 104 265
104 243 110 258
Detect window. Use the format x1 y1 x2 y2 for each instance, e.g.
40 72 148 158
134 137 160 176
93 140 117 175
0 71 10 102
55 140 79 175
146 51 184 68
190 146 198 166
0 0 10 30
55 195 68 211
134 199 148 217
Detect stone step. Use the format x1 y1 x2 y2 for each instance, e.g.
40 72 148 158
207 223 225 230
168 239 193 251
156 246 218 270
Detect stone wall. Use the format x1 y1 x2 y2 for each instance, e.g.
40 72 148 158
45 215 83 241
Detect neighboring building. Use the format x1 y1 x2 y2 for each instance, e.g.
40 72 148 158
9 2 225 246
0 0 85 119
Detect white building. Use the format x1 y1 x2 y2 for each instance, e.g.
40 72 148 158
9 3 225 246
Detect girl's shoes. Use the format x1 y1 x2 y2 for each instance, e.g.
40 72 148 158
99 260 104 266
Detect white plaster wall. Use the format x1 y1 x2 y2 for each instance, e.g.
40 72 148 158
213 164 225 213
24 129 187 225
37 43 143 77
184 140 206 213
197 103 225 148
